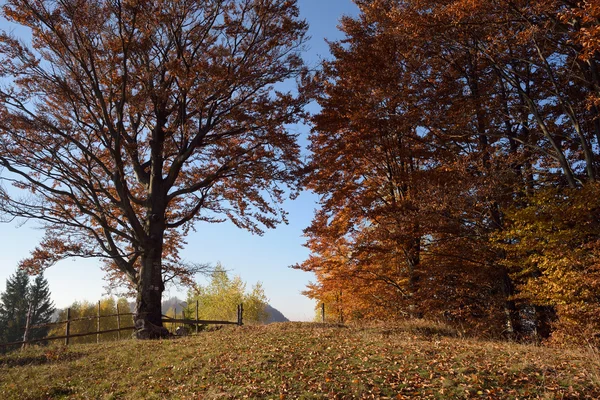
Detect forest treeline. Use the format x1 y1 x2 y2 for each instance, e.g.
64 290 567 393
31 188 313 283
50 298 134 344
296 0 600 344
0 0 598 344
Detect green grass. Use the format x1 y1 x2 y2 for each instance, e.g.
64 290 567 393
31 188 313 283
1 321 599 399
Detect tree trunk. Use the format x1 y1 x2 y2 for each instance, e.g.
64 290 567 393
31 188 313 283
134 240 169 339
405 234 421 318
135 130 169 339
534 305 556 340
501 269 522 337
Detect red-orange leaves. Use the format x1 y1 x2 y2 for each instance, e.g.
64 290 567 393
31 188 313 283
298 0 600 340
0 0 309 336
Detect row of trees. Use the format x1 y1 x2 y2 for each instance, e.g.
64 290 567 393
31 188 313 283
297 0 600 343
0 269 54 346
2 0 597 344
49 297 133 344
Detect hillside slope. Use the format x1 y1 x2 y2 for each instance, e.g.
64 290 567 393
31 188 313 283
265 304 289 323
1 322 599 399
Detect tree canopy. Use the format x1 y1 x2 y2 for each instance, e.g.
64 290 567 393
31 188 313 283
297 0 600 343
0 0 309 338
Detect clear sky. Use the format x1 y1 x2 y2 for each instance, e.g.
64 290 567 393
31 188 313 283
0 0 359 322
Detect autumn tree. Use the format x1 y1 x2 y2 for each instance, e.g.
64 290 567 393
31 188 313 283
297 0 510 333
0 0 309 338
495 184 600 344
49 297 132 343
300 0 600 339
186 263 268 324
439 0 600 337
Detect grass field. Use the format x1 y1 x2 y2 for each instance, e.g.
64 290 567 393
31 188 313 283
1 321 599 399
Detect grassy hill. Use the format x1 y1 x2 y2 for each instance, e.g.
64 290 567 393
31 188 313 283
1 321 599 399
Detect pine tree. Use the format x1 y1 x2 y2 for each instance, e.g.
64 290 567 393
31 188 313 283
0 270 55 344
27 273 55 341
0 269 30 343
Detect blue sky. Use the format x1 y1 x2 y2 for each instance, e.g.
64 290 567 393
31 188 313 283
0 0 359 321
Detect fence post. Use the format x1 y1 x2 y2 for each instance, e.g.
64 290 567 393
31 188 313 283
171 310 175 334
322 302 325 323
97 300 101 344
237 303 243 326
195 300 199 334
22 303 33 350
65 308 71 346
116 303 121 341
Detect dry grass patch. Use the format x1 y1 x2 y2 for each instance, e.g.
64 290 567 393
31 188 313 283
0 322 599 399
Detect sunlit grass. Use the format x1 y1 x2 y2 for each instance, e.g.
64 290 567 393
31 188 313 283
1 321 599 399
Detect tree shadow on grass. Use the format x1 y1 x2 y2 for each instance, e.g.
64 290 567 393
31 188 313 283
0 348 85 367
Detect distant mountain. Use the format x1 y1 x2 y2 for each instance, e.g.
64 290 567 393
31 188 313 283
125 298 187 314
265 304 289 323
51 309 62 322
161 297 187 314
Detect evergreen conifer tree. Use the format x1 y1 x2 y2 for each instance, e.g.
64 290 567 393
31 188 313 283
27 274 55 340
0 270 55 343
0 269 30 343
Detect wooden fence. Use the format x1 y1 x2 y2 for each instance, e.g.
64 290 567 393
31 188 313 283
0 301 244 351
162 303 244 334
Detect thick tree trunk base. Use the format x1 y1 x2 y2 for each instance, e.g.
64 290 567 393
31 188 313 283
134 318 170 340
134 254 167 340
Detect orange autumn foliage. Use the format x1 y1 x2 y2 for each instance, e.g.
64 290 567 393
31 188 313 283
298 0 600 341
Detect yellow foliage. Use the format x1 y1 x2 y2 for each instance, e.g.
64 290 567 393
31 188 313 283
49 297 133 344
496 184 600 344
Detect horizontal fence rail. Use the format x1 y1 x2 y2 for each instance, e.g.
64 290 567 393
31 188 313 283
162 317 238 325
0 327 137 348
27 312 136 329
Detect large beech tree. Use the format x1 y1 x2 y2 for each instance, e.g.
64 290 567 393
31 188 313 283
0 0 308 338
